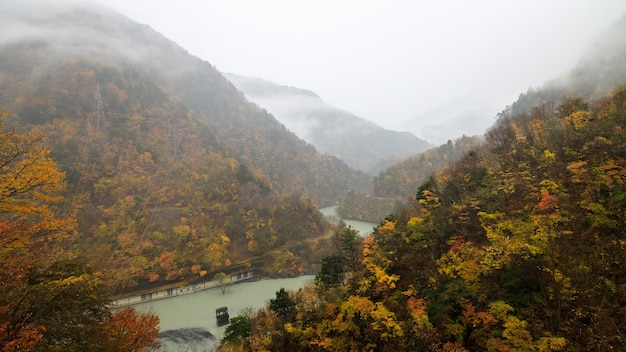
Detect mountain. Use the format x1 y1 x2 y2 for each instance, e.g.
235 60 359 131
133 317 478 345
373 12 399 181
336 13 626 224
225 73 432 175
0 2 369 289
401 94 499 145
371 135 483 199
334 135 483 223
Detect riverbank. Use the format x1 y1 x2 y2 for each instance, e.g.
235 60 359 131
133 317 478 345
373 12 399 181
111 206 371 307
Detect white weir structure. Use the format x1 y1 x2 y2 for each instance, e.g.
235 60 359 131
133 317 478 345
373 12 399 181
110 270 255 308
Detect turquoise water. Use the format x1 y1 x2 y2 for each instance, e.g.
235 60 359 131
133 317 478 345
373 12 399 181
133 276 314 351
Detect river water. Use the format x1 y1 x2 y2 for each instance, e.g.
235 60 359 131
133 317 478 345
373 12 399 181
132 206 376 351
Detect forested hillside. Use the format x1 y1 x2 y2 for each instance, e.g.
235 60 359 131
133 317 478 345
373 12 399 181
0 3 368 291
218 85 626 352
337 136 483 222
372 136 483 199
1 3 369 207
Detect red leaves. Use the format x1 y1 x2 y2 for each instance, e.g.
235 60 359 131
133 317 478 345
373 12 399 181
449 236 465 251
537 190 558 212
0 320 45 352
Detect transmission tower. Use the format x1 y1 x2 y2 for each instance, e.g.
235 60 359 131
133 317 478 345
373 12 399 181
96 82 105 133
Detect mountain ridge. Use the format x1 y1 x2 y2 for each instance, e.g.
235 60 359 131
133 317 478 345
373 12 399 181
225 73 432 175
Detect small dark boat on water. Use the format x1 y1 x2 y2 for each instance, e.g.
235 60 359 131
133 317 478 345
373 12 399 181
216 306 230 327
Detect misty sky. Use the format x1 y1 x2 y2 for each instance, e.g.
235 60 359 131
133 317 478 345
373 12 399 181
76 1 626 143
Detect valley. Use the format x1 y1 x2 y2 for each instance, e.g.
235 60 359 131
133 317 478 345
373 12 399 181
1 2 626 351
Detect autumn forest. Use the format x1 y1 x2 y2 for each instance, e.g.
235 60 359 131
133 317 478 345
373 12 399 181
218 89 626 351
2 3 626 352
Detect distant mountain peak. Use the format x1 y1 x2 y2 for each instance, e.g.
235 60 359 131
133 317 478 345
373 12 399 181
225 73 319 98
225 74 432 174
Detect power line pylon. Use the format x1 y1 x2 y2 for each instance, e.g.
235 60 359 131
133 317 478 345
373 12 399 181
96 82 105 133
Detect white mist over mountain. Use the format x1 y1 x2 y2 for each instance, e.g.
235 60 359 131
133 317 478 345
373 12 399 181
9 0 626 144
225 73 432 175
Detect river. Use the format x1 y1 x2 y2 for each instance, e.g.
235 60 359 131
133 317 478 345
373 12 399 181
134 276 314 351
131 206 376 351
318 205 377 236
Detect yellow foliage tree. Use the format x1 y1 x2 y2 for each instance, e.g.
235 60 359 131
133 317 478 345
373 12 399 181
0 110 75 349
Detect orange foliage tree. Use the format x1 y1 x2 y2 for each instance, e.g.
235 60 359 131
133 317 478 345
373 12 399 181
104 308 161 351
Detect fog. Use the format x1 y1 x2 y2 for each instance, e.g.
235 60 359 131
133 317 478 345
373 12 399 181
3 0 626 144
91 0 626 145
0 0 192 77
